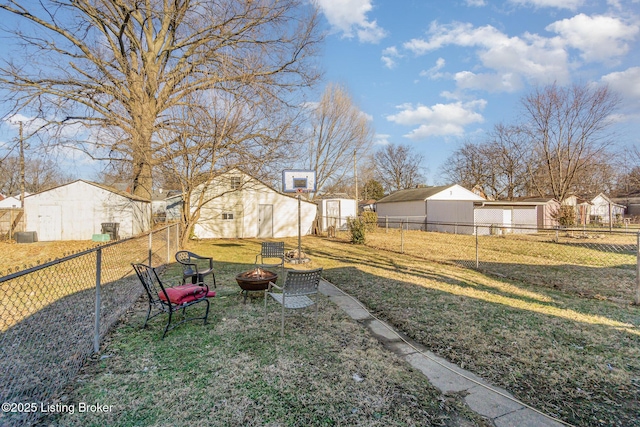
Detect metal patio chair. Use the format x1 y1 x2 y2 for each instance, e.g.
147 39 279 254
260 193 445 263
264 268 323 336
255 241 285 280
175 250 216 289
132 263 215 339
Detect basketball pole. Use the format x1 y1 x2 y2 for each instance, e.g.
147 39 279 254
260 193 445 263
297 192 302 262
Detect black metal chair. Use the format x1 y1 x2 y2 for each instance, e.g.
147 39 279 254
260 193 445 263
132 263 214 339
175 251 216 289
255 241 285 280
264 268 323 336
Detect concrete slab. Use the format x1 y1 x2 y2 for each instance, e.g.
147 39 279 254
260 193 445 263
319 280 343 297
405 352 479 393
464 385 523 419
327 295 370 320
366 319 402 342
384 341 418 357
494 408 565 427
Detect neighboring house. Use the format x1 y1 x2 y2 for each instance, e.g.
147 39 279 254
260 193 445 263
561 195 592 225
612 195 640 216
588 193 625 224
151 189 182 222
316 194 357 232
376 185 485 234
192 169 317 239
0 195 23 208
358 199 376 212
473 197 560 235
24 180 151 241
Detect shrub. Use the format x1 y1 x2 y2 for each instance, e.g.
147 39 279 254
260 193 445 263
347 217 366 244
554 205 576 227
361 211 378 231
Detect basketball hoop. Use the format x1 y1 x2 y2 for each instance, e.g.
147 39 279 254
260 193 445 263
296 188 304 194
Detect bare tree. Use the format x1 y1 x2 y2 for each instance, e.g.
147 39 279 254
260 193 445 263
156 87 303 245
0 0 322 200
374 143 426 192
440 141 489 194
305 83 373 198
0 155 73 195
520 83 620 201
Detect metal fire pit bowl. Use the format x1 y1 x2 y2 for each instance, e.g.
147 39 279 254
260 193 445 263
236 268 278 303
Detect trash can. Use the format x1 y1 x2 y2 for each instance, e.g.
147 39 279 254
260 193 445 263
101 222 120 241
15 231 38 243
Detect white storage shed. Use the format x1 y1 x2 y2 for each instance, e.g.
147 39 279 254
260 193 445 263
192 170 317 239
24 180 151 241
317 195 357 232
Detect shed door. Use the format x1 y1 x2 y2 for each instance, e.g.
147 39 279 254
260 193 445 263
503 208 512 232
258 204 273 238
38 205 62 241
326 200 340 229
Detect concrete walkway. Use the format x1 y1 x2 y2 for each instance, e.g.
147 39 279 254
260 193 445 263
319 279 566 427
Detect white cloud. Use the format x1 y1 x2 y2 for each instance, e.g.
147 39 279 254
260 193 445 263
386 100 486 139
374 133 391 145
315 0 387 43
419 57 446 79
601 67 640 102
508 0 584 10
404 22 570 91
546 14 639 62
465 0 487 6
381 46 401 68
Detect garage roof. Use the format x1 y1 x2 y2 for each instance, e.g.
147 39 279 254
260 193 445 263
376 185 455 203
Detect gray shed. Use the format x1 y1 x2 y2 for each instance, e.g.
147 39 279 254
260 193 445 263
376 185 485 234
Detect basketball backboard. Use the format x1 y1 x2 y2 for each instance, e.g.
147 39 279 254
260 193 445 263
282 170 316 193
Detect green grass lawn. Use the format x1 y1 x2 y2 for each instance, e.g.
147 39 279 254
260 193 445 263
39 235 640 426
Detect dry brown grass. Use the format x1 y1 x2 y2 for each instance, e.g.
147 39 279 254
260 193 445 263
294 235 639 427
0 240 100 276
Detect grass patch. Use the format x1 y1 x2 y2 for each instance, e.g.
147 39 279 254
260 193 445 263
43 241 483 427
307 236 639 427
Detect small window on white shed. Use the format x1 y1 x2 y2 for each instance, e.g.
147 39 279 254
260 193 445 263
230 176 242 190
222 212 234 220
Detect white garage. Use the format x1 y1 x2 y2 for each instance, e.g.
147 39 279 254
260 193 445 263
192 170 317 239
24 180 151 241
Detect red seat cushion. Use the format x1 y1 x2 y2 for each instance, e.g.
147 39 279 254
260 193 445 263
159 284 215 305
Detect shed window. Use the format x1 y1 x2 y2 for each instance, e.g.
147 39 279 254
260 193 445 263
230 176 242 190
222 212 234 220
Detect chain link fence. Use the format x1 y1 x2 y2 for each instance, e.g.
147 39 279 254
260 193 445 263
0 223 180 427
322 214 640 305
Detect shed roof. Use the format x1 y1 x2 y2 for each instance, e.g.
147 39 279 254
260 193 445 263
29 180 150 203
376 185 457 203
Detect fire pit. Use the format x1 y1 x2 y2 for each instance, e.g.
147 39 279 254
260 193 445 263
235 267 278 303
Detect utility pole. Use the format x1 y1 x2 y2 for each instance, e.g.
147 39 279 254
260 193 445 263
19 121 25 208
354 149 358 202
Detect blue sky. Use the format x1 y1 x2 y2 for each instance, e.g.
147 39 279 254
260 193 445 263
314 0 640 184
1 0 639 185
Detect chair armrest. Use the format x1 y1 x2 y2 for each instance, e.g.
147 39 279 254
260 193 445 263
267 281 282 291
193 254 214 270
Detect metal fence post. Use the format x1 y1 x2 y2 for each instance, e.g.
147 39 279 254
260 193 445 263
93 247 102 353
401 220 404 253
167 225 170 263
176 222 180 251
148 230 153 266
475 225 479 269
636 232 640 305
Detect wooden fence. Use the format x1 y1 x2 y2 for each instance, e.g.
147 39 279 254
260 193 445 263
0 208 25 240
